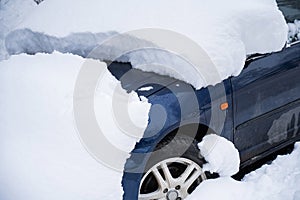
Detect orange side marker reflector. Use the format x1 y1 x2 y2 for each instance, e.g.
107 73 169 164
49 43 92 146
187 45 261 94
220 102 229 110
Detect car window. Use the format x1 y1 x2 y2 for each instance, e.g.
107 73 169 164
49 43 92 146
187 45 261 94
277 0 300 22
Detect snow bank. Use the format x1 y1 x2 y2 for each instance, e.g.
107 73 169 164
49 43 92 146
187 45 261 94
9 0 287 89
198 134 240 177
188 142 300 200
0 52 150 200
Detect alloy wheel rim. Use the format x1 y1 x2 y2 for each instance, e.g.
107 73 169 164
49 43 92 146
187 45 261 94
139 157 207 200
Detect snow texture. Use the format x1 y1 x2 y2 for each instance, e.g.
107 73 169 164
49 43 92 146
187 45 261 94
198 134 240 177
4 0 288 89
0 0 36 60
5 29 117 58
188 142 300 200
0 52 150 200
288 20 300 43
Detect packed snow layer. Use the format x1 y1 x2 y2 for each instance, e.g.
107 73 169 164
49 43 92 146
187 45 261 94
188 142 300 200
10 0 288 89
198 134 240 177
0 52 150 200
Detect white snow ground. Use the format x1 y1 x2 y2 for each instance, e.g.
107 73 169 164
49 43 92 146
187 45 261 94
0 52 150 200
188 142 300 200
192 135 300 200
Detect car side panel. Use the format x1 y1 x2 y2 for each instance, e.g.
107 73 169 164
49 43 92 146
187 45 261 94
232 43 300 162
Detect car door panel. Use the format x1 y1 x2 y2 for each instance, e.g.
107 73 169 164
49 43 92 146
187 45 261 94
232 43 300 162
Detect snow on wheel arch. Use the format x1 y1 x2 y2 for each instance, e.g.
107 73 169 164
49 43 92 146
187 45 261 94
198 134 240 177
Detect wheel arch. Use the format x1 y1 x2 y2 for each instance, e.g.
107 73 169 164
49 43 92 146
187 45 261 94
122 122 216 200
156 122 216 148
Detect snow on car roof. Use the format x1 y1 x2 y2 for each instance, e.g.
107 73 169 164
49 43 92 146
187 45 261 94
15 0 288 89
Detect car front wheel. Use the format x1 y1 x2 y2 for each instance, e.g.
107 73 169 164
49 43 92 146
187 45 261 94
138 136 207 200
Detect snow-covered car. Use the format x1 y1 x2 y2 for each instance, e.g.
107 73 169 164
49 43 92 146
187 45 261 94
1 0 300 200
106 1 300 199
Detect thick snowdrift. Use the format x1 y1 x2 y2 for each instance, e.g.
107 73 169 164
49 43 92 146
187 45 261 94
0 52 150 200
188 142 300 200
10 0 288 89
